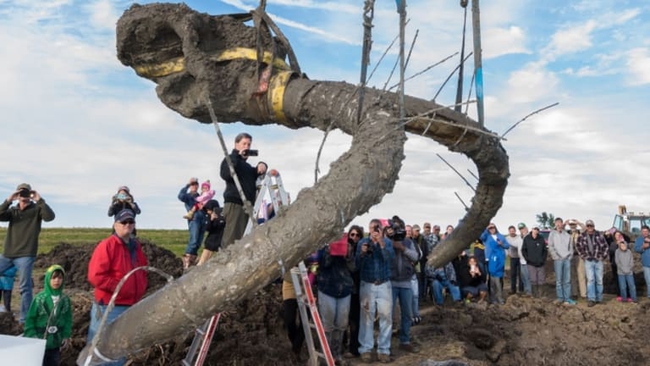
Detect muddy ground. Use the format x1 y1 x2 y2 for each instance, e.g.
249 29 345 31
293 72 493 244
1 242 649 366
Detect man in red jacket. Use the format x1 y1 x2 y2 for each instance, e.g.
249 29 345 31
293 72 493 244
86 209 148 364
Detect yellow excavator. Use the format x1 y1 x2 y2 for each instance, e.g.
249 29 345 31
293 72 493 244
613 205 650 240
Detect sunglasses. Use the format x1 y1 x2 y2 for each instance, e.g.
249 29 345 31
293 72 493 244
586 224 594 228
488 227 496 230
120 220 135 225
349 232 360 237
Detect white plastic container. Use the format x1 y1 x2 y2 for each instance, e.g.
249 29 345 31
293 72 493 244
0 334 45 365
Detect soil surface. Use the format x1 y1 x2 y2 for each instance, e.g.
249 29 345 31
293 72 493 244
1 242 649 366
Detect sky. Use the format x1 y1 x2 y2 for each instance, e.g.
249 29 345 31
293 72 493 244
0 0 648 234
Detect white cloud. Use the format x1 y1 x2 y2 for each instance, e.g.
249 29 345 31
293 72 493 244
0 0 648 235
626 47 650 85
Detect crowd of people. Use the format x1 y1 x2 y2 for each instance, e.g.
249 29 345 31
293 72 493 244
1 130 649 365
280 217 650 365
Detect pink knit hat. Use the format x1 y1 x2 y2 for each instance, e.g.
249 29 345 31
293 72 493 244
201 180 211 190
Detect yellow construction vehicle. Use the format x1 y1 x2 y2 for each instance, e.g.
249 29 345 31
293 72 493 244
613 205 650 239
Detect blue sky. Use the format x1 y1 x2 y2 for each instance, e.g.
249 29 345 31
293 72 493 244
0 0 648 233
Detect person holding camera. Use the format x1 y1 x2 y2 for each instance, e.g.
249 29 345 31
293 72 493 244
0 183 55 323
316 235 355 365
634 225 650 299
108 186 141 218
355 219 395 363
388 217 420 354
480 223 509 305
220 132 267 249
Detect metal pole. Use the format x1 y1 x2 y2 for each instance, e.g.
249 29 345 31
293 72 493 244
206 97 257 227
357 0 375 124
455 2 468 113
397 0 407 123
471 0 485 127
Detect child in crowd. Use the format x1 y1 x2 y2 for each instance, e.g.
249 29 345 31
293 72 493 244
614 233 637 303
183 180 215 220
196 200 226 266
0 265 17 313
24 265 72 366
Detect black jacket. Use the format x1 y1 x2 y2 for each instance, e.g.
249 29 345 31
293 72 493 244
457 260 486 288
204 215 226 251
522 234 548 267
220 150 261 205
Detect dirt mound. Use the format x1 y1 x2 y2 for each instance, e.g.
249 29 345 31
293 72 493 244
6 241 650 365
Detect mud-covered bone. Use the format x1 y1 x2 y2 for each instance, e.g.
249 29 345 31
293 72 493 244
77 3 509 363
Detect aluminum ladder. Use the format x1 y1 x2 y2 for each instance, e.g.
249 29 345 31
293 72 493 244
291 262 335 366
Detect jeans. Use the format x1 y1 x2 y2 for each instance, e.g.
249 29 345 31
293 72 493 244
554 259 572 301
87 302 130 365
0 255 35 323
410 274 420 317
185 218 206 255
585 260 604 302
643 267 650 298
618 274 637 301
520 264 532 294
392 286 412 344
318 291 350 360
431 278 461 305
510 257 523 293
358 281 392 355
528 265 546 285
489 276 504 303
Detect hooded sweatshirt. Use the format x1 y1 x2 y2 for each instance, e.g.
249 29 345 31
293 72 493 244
24 265 72 349
615 246 634 275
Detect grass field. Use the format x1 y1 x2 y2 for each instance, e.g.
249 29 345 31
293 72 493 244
0 227 189 257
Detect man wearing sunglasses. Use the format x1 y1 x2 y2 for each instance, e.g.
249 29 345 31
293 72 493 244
575 219 608 307
86 209 148 364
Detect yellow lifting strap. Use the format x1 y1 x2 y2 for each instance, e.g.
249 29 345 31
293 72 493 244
133 47 291 78
267 70 293 124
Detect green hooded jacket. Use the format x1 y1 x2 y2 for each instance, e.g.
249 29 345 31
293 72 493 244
24 264 72 349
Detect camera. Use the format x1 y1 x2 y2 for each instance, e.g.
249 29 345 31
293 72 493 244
19 189 32 198
387 216 406 242
242 149 259 157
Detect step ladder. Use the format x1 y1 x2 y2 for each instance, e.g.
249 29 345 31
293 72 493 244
181 313 222 366
245 170 290 233
183 169 289 366
291 262 335 366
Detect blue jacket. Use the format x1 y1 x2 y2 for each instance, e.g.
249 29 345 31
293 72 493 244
178 185 206 223
317 245 355 298
355 237 395 284
0 266 17 291
634 235 650 267
480 229 509 277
